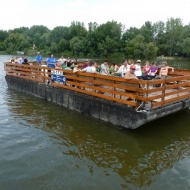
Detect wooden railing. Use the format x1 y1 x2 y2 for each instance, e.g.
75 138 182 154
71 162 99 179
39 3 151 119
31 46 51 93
4 62 190 112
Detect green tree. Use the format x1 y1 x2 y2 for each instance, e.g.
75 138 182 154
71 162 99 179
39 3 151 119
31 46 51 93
126 35 145 59
144 42 158 59
69 21 87 39
70 36 84 56
153 21 167 56
4 33 30 53
0 30 8 51
139 21 154 43
95 21 124 57
122 27 140 57
166 17 183 56
180 38 190 56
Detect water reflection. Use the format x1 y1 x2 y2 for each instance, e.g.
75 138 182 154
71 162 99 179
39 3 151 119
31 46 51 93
5 86 190 188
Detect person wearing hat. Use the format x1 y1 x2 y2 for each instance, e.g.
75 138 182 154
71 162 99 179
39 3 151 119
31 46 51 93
35 52 43 65
124 65 138 79
135 59 142 79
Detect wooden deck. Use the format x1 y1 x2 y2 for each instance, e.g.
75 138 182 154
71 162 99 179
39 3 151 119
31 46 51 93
4 62 190 112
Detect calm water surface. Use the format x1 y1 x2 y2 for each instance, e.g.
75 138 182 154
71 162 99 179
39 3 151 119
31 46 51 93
1 55 190 190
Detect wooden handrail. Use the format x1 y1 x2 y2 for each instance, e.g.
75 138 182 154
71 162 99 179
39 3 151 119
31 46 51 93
4 62 190 111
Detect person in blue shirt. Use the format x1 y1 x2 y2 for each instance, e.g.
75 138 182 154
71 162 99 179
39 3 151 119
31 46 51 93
46 53 56 68
19 56 25 64
35 52 43 65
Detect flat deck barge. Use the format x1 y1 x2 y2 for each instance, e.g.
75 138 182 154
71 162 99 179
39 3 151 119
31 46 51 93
4 62 190 129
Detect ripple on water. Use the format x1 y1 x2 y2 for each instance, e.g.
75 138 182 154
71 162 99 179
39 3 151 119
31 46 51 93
2 55 190 189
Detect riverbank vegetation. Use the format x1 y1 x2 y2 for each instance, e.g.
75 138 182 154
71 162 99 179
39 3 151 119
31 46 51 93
0 17 190 59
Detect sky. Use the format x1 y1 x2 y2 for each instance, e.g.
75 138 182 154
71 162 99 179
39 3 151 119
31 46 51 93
1 0 189 31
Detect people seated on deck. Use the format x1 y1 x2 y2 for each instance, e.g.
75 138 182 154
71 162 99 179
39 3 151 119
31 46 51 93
134 60 142 79
47 53 56 68
10 57 15 63
116 60 128 77
135 60 150 80
55 62 61 69
143 61 151 75
82 61 97 73
109 63 119 74
100 60 109 75
19 56 25 64
128 59 134 67
149 62 158 77
22 58 29 64
35 52 43 65
62 63 72 70
57 56 67 64
124 65 138 79
82 59 90 69
73 62 81 73
159 61 174 79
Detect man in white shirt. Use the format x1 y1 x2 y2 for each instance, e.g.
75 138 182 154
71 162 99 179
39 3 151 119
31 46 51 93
82 61 97 73
116 60 128 77
135 59 142 78
100 60 109 75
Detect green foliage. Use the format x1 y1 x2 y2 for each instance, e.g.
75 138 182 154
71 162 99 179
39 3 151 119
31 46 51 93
144 42 158 59
4 33 30 53
1 18 190 59
181 38 190 56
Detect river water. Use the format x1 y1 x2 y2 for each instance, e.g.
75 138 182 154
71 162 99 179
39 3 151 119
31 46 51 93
1 55 190 190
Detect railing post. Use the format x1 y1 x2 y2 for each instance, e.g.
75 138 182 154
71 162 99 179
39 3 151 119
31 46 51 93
161 79 166 107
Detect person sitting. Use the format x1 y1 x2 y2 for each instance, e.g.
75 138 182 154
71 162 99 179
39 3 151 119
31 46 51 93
159 61 174 79
100 60 109 75
124 65 138 79
73 62 81 73
87 61 97 73
143 61 151 75
116 60 128 77
82 59 89 69
19 56 25 64
134 60 142 79
109 63 118 74
149 62 158 77
55 63 61 69
22 58 29 64
57 56 67 64
110 63 119 73
127 59 134 71
10 57 15 63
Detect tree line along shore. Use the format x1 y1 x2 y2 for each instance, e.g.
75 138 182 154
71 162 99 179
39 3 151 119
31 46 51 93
0 17 190 59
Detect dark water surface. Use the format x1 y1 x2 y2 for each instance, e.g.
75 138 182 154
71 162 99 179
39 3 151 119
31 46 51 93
1 55 190 190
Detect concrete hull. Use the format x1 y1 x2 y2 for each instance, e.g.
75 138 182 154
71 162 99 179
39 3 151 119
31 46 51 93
5 76 190 129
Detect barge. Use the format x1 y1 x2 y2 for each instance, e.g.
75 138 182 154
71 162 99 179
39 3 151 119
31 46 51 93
4 62 190 129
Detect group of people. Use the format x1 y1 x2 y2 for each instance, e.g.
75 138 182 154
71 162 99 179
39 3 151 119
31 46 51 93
39 53 175 80
10 52 174 80
124 60 174 80
91 59 174 80
10 56 28 64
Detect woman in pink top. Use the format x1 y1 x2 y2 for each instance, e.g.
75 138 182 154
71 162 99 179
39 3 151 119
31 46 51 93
143 61 151 75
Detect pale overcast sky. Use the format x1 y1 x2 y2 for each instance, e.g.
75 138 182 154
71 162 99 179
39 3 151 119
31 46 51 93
1 0 189 31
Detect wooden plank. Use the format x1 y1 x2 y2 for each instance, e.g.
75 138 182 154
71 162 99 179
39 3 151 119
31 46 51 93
52 82 137 106
164 94 189 104
152 94 190 108
8 73 44 83
63 75 140 92
64 80 137 99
